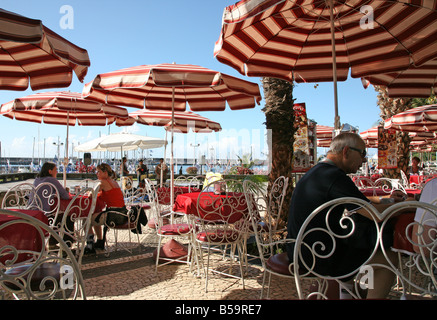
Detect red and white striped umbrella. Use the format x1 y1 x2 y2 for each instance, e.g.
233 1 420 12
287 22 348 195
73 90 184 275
384 105 437 132
0 91 130 185
214 0 437 129
0 91 128 125
362 58 437 98
82 63 261 111
316 125 334 139
360 125 437 148
117 109 222 133
0 9 90 91
317 138 331 148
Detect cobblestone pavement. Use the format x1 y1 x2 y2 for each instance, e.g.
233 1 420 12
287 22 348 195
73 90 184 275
81 230 301 300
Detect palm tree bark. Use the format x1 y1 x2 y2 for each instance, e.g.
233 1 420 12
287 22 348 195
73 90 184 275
261 77 295 229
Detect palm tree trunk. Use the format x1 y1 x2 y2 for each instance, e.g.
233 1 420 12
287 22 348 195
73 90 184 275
261 77 295 229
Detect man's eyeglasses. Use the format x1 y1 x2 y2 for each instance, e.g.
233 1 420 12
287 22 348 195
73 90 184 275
349 146 367 158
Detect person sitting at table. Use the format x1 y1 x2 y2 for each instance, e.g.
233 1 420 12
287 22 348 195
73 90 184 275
286 132 404 299
155 158 168 184
136 159 149 187
86 163 127 253
408 156 423 176
33 162 71 212
33 162 72 248
120 156 129 177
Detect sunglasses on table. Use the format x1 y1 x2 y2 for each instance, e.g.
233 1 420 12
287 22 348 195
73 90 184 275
349 146 367 158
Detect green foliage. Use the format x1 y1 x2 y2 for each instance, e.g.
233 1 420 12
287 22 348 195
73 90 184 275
186 166 197 174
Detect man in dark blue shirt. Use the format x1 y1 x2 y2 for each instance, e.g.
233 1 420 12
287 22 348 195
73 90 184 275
287 132 403 299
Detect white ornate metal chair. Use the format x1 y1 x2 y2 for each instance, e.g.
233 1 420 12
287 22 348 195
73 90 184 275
193 179 250 292
381 200 437 299
293 197 382 300
59 183 101 266
1 182 62 251
1 182 36 209
242 176 289 269
352 176 377 192
103 186 147 255
0 209 86 300
143 179 197 273
243 177 293 298
374 177 408 196
174 175 188 186
187 175 204 192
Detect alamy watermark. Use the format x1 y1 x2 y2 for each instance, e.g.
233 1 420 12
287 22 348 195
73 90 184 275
358 265 375 290
59 5 74 30
60 265 75 289
359 5 374 30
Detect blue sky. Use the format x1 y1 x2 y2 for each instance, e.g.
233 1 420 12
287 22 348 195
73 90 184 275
1 0 381 162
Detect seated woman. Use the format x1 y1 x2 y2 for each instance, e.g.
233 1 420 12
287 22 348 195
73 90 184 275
33 161 71 213
87 163 126 253
33 162 72 248
408 156 423 176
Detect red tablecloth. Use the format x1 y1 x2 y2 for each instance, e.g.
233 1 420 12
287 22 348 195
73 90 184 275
360 188 421 198
59 194 106 217
157 186 191 205
173 192 248 223
0 209 48 264
392 212 415 254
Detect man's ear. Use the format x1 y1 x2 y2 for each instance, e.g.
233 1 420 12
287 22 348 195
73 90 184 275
342 146 350 158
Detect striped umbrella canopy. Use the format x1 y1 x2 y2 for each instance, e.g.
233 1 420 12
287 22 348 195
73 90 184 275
214 0 437 129
316 124 334 139
117 109 222 133
82 63 261 111
361 125 437 149
384 105 437 133
362 58 437 98
317 138 331 148
0 91 130 185
0 9 90 91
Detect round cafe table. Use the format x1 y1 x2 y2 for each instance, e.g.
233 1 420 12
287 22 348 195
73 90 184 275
173 191 248 223
59 193 106 217
0 209 49 264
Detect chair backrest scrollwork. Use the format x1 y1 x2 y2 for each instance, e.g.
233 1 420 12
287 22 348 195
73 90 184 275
0 209 86 300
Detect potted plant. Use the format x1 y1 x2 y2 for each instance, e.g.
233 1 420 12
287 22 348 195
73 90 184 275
186 166 198 174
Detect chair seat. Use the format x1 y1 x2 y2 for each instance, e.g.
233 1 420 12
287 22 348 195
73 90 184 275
4 262 61 291
132 203 151 210
152 239 189 263
196 229 242 243
113 221 137 230
266 252 292 276
158 223 196 235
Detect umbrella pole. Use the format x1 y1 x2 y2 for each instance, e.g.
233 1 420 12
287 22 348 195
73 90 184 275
170 86 175 218
161 130 167 187
328 0 340 131
63 111 70 187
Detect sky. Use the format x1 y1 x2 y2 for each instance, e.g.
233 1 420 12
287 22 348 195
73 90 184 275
0 0 382 163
